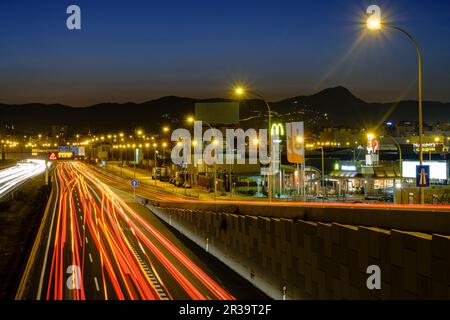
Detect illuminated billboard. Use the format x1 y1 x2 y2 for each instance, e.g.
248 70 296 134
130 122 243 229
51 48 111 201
286 122 304 164
58 151 74 159
402 161 448 180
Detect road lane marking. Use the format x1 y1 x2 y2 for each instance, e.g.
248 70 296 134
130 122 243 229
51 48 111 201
37 172 60 300
94 277 100 291
85 237 89 244
89 253 93 263
138 242 145 254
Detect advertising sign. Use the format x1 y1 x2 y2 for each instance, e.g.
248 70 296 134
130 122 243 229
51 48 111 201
402 161 447 180
286 122 304 164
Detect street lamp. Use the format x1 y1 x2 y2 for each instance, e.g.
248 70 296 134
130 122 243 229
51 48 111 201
187 117 218 200
162 142 167 166
234 86 273 202
153 143 158 185
295 136 304 195
383 135 403 202
366 9 425 204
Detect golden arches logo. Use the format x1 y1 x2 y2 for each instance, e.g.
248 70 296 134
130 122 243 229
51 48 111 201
271 123 284 136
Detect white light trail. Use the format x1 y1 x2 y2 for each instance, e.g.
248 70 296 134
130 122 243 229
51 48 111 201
0 160 48 198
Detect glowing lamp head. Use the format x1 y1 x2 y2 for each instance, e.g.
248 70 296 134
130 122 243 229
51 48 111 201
367 133 375 140
367 18 381 30
187 117 195 123
235 87 245 95
296 136 304 144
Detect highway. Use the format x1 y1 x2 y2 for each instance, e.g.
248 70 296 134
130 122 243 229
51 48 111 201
25 162 239 300
0 160 47 200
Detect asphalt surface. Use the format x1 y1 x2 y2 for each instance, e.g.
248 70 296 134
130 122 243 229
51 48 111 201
22 162 267 300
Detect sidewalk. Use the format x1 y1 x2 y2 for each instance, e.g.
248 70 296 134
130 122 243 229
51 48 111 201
101 162 264 202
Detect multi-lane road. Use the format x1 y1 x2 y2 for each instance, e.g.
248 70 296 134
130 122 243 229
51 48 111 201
19 162 249 300
0 160 47 200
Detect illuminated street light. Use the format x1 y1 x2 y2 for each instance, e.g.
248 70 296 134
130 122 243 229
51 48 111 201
233 85 273 202
187 115 218 200
366 6 424 204
367 15 381 30
234 87 245 96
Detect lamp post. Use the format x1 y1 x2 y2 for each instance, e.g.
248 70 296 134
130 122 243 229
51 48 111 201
153 143 158 185
384 135 403 203
294 136 304 196
187 117 217 201
162 142 167 167
318 146 325 198
234 87 273 202
366 10 424 204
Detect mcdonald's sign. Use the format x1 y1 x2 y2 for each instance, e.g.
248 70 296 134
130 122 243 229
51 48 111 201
271 123 284 137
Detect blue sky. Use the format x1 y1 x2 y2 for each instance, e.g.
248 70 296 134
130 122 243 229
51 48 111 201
0 0 449 106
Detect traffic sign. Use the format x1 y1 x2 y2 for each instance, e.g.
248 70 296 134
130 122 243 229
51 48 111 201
416 165 430 187
131 180 138 187
48 152 58 161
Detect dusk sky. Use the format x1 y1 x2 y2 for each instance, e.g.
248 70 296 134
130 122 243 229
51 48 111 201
0 0 449 106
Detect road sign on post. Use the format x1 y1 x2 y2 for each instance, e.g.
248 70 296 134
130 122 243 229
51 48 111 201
131 180 138 198
416 165 430 187
48 152 58 161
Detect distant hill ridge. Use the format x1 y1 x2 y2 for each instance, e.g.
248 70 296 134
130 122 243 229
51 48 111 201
0 86 448 133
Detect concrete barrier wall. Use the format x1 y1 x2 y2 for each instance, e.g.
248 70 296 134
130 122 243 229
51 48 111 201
147 202 450 299
149 200 450 235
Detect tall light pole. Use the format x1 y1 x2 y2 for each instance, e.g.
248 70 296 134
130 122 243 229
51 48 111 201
318 146 325 197
153 143 158 185
187 117 218 200
384 135 403 203
162 142 167 167
234 86 273 202
294 136 304 196
367 9 424 204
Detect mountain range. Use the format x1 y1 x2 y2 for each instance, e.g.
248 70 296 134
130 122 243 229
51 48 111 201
0 86 448 134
